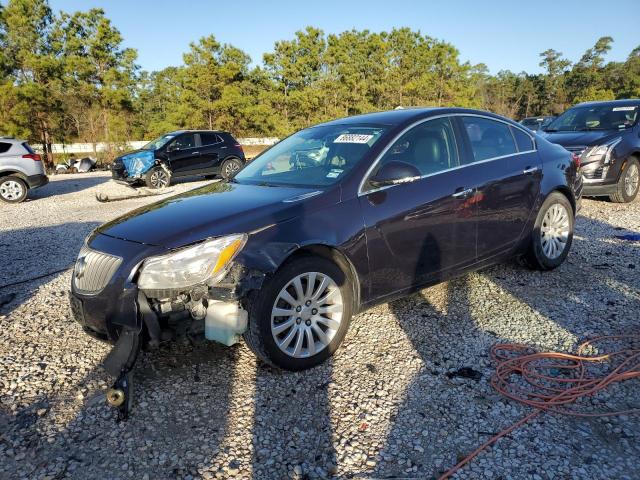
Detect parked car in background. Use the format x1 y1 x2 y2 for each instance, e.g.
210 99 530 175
111 130 246 189
55 156 97 174
70 108 582 381
0 137 49 203
520 116 555 132
541 99 640 203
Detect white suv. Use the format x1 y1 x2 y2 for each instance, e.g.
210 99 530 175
0 137 49 203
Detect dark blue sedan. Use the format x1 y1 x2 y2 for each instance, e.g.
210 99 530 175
70 108 582 412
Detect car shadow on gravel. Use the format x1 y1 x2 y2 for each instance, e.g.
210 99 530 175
27 174 110 200
0 222 102 317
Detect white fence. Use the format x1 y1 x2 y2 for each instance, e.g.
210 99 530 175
33 137 279 154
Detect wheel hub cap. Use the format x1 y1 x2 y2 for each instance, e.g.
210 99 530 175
0 180 24 200
540 203 570 260
625 164 639 197
271 271 343 358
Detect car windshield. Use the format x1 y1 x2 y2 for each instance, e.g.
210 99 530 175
233 124 387 187
544 105 639 132
142 133 177 150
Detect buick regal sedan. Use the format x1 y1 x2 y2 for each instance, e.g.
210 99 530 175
70 108 582 385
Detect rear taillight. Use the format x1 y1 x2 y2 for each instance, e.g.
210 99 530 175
571 153 581 168
234 143 244 153
22 154 41 161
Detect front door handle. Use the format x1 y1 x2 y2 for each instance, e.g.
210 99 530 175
191 151 200 155
452 187 475 199
523 166 539 175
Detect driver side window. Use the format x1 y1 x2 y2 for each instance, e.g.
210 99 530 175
372 117 459 179
169 134 195 151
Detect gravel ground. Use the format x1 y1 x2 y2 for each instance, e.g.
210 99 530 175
0 172 638 480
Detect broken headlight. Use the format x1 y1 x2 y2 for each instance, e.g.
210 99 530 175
137 234 247 291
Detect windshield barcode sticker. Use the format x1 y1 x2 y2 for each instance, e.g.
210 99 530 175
334 134 374 144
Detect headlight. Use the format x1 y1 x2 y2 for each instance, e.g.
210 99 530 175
137 234 247 291
584 137 622 164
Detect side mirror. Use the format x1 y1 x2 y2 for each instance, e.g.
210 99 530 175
369 161 421 188
166 144 178 153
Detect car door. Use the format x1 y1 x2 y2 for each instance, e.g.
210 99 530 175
165 133 199 175
457 115 541 260
359 116 478 300
195 132 222 172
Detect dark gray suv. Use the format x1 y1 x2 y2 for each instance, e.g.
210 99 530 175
541 99 640 203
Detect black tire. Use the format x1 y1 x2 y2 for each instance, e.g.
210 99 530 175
243 255 353 371
0 176 28 203
523 192 574 271
609 157 639 203
221 157 243 180
144 166 171 189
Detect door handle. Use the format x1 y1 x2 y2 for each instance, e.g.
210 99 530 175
191 151 200 155
452 187 475 199
523 166 539 175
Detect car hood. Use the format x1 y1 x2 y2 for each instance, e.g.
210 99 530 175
96 181 333 249
539 129 623 147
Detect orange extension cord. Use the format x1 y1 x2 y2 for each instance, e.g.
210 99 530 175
439 335 640 479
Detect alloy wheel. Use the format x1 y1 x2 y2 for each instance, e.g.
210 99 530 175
150 169 169 188
624 163 639 197
271 272 344 358
224 160 241 177
0 180 25 201
540 203 570 260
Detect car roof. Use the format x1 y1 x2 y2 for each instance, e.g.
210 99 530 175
168 129 229 135
574 99 640 108
315 107 517 128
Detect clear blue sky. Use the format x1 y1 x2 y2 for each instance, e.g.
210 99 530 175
48 0 639 74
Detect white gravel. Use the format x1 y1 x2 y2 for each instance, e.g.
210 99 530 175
0 172 638 480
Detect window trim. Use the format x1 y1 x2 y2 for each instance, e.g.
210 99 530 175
358 113 537 196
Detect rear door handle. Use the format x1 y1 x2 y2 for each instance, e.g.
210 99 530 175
523 166 539 175
191 151 200 155
452 187 475 199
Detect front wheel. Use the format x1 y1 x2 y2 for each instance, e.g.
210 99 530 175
221 157 243 180
0 176 28 203
144 166 171 189
609 158 639 203
243 256 353 370
523 192 574 270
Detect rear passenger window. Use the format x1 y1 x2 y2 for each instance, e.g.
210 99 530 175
461 117 517 163
0 142 11 154
511 127 534 152
200 133 221 146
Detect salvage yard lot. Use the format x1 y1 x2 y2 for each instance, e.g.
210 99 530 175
1 172 639 479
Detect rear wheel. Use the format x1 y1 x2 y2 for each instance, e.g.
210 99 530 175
609 158 639 203
243 256 353 370
221 157 243 179
524 192 574 270
144 166 171 189
0 176 28 203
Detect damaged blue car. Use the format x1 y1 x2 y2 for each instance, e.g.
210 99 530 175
111 130 246 189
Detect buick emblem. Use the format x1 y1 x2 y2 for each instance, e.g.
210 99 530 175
75 256 87 280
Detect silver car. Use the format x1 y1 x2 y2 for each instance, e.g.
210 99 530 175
0 137 49 203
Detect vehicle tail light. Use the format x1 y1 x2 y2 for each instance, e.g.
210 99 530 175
234 143 244 153
571 153 581 168
22 154 42 161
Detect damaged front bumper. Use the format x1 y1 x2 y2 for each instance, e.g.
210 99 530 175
69 233 266 418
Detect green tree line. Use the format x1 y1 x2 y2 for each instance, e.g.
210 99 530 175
1 0 639 166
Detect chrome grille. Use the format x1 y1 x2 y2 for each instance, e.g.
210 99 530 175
73 247 122 294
